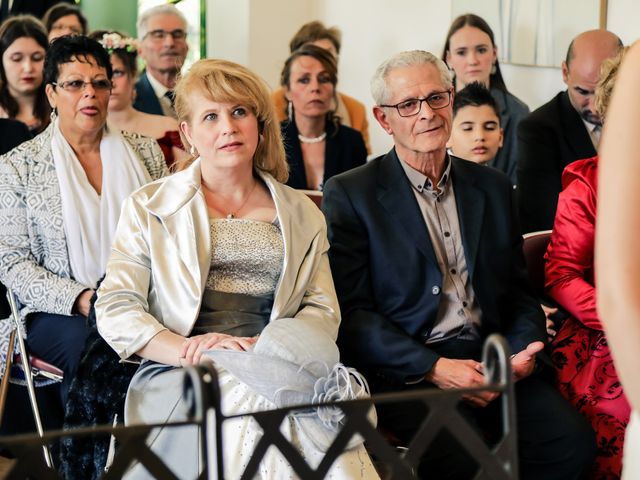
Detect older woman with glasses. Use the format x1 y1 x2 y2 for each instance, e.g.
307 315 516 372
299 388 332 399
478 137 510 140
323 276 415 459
0 35 167 418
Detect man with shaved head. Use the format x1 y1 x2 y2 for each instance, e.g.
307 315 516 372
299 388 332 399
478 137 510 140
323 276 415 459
516 30 622 233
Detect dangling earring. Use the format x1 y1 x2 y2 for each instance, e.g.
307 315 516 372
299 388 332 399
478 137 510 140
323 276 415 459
50 107 57 122
287 101 293 121
491 63 497 75
189 144 197 156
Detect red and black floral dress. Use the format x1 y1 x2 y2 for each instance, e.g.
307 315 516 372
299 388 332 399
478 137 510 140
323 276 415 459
546 156 631 479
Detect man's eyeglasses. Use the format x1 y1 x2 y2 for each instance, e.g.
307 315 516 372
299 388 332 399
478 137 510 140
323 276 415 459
52 79 113 92
380 90 452 117
145 29 187 41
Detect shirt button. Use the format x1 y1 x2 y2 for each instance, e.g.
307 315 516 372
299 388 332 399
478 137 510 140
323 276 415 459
462 301 468 307
444 232 451 237
432 286 441 295
450 268 457 274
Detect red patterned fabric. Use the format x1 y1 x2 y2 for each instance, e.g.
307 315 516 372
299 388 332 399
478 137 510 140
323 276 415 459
546 156 630 479
156 130 183 169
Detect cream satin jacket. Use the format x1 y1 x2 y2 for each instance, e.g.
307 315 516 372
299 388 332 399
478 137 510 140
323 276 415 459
96 158 340 359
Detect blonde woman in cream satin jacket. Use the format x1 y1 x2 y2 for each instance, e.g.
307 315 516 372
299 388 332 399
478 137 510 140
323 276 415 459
95 155 339 362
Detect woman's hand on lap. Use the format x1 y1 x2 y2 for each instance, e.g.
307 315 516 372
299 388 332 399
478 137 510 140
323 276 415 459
179 333 257 365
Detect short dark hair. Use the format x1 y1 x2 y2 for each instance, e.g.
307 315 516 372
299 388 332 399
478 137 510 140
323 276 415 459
42 3 88 36
44 35 113 86
0 15 50 129
289 21 341 54
442 13 507 92
453 81 500 122
88 30 137 77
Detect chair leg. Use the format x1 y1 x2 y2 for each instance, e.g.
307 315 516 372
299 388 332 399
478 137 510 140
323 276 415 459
0 329 16 425
6 290 55 468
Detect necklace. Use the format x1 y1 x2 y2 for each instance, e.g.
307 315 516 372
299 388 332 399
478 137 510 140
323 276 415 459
298 132 327 144
226 180 258 219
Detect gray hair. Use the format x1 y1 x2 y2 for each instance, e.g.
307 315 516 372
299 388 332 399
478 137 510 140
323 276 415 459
137 4 188 40
371 50 452 105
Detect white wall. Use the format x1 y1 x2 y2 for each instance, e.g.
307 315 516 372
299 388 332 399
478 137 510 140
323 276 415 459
205 0 640 158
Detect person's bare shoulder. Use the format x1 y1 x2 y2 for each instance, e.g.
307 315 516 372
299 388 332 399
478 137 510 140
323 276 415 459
136 111 179 138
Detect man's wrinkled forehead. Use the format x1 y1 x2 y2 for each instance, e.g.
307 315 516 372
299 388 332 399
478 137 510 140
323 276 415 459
384 63 447 102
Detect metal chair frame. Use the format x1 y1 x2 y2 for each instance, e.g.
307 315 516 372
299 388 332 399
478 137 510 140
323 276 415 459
0 290 64 468
0 334 518 479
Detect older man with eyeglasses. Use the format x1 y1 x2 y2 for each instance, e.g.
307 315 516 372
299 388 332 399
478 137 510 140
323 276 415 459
322 50 596 479
133 4 188 118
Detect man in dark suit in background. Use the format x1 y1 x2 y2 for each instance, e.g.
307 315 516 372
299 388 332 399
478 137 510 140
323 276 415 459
516 30 621 233
322 50 595 480
133 4 188 118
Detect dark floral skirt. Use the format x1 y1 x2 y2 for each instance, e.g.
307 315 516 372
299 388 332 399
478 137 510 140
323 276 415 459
552 317 631 479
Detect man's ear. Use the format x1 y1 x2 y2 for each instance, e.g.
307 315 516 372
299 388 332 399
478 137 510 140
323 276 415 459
498 127 504 148
561 61 569 84
373 106 393 135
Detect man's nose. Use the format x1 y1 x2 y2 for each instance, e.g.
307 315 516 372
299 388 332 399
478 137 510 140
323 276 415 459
418 100 436 119
162 33 176 47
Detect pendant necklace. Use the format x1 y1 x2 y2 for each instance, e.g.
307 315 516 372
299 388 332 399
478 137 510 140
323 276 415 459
226 180 258 219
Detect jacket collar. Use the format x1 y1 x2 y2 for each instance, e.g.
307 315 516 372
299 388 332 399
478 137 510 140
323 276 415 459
450 157 484 280
376 150 485 279
376 149 438 267
559 91 597 162
141 158 319 315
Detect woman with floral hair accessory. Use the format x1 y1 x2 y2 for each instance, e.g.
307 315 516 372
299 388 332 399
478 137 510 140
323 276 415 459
90 29 188 168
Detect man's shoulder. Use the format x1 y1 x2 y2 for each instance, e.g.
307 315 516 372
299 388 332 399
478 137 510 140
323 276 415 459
134 72 152 93
325 152 384 189
452 156 512 189
523 91 567 126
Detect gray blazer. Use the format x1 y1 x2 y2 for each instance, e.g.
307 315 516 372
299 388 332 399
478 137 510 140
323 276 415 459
96 159 340 359
0 124 167 373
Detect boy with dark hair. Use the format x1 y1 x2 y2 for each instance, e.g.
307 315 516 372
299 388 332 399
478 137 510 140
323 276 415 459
447 82 503 165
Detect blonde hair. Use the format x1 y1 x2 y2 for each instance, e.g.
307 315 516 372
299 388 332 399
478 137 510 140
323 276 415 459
174 59 288 182
595 46 629 122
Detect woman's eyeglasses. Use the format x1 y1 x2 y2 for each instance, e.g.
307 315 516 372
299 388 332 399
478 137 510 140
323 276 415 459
51 79 113 92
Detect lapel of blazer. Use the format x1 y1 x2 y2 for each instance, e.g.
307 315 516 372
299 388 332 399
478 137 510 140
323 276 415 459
144 159 211 295
323 121 339 184
134 72 163 116
559 91 596 165
32 126 71 273
451 157 485 280
263 175 318 320
376 150 438 267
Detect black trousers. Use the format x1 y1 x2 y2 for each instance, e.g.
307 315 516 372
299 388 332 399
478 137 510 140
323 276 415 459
26 312 89 407
376 340 597 479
